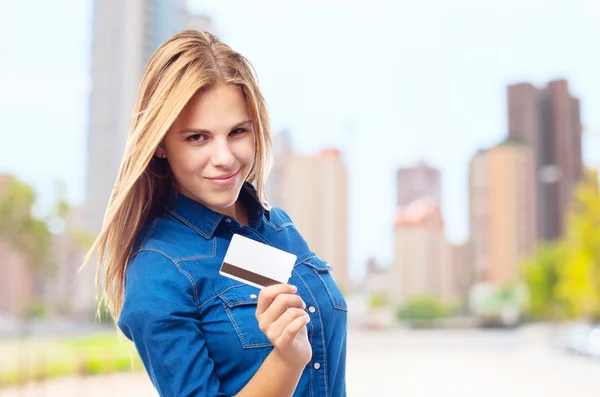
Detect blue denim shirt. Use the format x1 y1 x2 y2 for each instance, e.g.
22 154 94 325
118 183 347 396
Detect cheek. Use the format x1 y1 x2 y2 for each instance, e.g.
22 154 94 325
241 135 257 163
168 148 208 177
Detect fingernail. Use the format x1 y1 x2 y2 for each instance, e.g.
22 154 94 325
290 285 298 293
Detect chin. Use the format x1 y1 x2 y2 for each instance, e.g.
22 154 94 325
203 189 240 209
209 197 237 210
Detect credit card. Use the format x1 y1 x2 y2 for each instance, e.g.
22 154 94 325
219 234 297 289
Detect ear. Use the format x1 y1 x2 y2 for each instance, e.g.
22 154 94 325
154 144 166 159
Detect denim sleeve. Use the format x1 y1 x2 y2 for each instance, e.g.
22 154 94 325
118 250 229 397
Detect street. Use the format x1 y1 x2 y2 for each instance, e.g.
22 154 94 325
2 325 599 396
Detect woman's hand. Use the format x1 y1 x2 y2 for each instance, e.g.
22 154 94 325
255 284 312 369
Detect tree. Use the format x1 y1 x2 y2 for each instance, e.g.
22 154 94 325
522 242 566 320
556 170 600 321
523 169 600 321
396 296 449 322
0 176 52 273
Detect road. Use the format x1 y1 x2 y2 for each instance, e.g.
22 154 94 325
2 325 599 397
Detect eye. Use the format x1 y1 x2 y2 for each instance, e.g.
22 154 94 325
230 128 248 136
186 134 207 143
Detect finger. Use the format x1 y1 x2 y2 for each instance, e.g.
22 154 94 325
259 294 306 327
266 308 308 342
256 284 298 316
276 313 310 347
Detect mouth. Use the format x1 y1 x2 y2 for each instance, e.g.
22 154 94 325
205 169 241 187
206 169 240 181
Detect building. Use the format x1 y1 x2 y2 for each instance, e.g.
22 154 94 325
85 0 186 236
265 130 293 208
390 197 446 304
364 257 389 297
440 242 470 305
396 161 441 207
83 0 186 317
277 149 350 293
0 241 32 318
186 13 215 32
0 174 35 318
507 79 583 241
42 206 89 317
469 139 537 286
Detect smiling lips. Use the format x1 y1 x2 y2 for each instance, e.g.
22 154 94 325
206 169 240 186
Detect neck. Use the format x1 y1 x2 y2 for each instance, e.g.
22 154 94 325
233 200 249 226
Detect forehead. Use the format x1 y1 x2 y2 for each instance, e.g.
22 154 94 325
175 84 251 130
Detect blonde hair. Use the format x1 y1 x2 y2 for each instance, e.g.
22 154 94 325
83 30 272 322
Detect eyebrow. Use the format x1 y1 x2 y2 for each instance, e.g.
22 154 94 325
178 119 253 134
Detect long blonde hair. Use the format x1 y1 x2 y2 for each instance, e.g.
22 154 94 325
83 30 272 322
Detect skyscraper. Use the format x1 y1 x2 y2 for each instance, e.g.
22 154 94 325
82 0 185 316
186 13 215 32
277 149 350 293
265 130 293 208
469 140 537 286
396 161 441 207
507 79 583 241
85 0 185 235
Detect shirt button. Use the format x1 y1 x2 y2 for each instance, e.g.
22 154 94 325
314 362 321 370
225 218 232 223
250 294 257 299
308 306 316 313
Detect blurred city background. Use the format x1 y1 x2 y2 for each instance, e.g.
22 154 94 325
1 0 599 396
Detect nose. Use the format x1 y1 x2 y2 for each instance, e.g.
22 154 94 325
210 138 235 168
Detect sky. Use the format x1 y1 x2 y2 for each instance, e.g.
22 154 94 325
0 0 599 281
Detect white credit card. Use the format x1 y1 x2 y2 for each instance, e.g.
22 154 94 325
219 234 297 289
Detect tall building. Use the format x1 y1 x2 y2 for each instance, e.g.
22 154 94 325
391 161 470 305
469 140 537 286
186 13 215 32
390 197 446 304
396 161 441 207
85 0 185 236
277 149 350 293
507 79 583 241
440 242 470 305
265 130 293 208
83 0 185 317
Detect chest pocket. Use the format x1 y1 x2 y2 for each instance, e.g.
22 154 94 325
218 286 273 349
301 257 348 311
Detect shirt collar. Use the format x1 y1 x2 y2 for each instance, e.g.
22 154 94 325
166 182 270 239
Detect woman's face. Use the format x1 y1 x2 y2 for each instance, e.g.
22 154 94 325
159 83 256 217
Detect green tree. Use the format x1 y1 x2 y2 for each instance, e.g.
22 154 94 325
368 292 389 309
556 170 600 320
0 176 52 273
522 242 566 320
523 169 600 321
396 296 449 322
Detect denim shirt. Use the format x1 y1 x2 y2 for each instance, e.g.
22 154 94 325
118 183 348 397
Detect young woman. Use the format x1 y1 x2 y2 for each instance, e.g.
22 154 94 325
84 30 347 396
